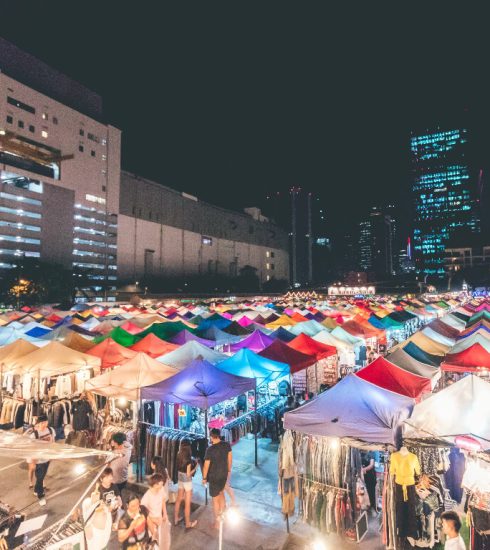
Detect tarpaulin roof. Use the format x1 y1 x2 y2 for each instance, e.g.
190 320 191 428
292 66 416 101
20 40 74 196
269 327 297 343
442 343 490 372
197 325 242 345
259 339 316 374
402 341 442 366
93 326 138 347
157 340 227 370
284 374 414 446
330 326 364 347
142 359 255 408
386 348 441 384
0 338 38 365
222 321 252 336
85 352 177 400
138 321 193 341
404 375 490 449
196 316 232 332
169 329 215 348
421 327 456 347
355 356 432 399
0 327 46 346
449 333 490 354
59 331 96 353
321 317 339 330
8 341 100 376
120 321 145 334
229 329 274 353
87 338 137 369
426 319 461 340
265 314 297 329
129 333 179 358
312 330 353 350
0 430 114 460
402 331 450 356
288 320 326 337
458 322 490 339
217 348 289 382
342 319 386 343
288 333 337 361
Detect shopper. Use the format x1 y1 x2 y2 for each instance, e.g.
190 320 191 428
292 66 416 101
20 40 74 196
361 450 377 514
110 432 132 493
202 428 232 529
117 494 150 550
174 440 198 528
29 414 55 506
141 473 171 548
441 511 466 550
94 467 122 528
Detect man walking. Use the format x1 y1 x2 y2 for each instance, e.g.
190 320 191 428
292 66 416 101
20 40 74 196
110 432 132 493
202 428 232 529
29 414 55 506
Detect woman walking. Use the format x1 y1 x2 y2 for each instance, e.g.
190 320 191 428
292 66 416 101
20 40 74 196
141 474 171 549
174 440 198 529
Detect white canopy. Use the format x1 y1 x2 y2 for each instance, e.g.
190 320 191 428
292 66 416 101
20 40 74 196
85 352 177 400
157 340 227 370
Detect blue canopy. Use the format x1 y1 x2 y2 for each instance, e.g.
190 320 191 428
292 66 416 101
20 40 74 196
197 325 242 346
403 341 442 366
0 327 46 346
284 374 414 446
217 348 289 384
269 327 296 343
196 317 232 332
142 359 255 408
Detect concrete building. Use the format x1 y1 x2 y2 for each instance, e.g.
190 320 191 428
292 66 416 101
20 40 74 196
118 172 289 286
0 38 121 299
1 39 289 299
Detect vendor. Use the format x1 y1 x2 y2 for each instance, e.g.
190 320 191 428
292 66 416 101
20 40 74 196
361 450 377 514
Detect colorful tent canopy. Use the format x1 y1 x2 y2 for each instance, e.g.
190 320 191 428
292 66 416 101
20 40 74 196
288 320 326 337
196 316 232 332
259 339 316 374
312 330 353 350
442 343 490 372
59 331 96 353
197 325 242 346
129 333 179 358
404 375 490 449
222 321 252 336
449 333 490 354
288 333 337 361
421 327 455 348
402 342 442 367
87 338 137 369
157 341 227 370
284 374 413 446
217 348 289 383
330 326 364 347
426 319 461 340
142 359 255 408
0 327 46 346
8 341 100 376
402 332 450 356
0 339 38 365
85 352 177 400
138 321 193 341
356 356 432 399
93 326 138 347
342 320 386 343
386 348 441 385
169 329 215 348
229 330 274 353
269 327 297 343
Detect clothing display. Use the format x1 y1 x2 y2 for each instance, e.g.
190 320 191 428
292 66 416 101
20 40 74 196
0 397 25 429
144 425 207 483
390 450 421 501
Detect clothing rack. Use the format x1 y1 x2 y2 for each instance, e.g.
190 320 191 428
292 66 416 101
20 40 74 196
221 397 281 430
297 475 349 492
140 421 200 439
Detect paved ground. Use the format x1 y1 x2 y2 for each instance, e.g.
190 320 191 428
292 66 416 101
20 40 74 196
1 435 384 548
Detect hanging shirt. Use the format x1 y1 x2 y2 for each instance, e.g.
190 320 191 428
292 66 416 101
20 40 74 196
390 451 421 486
444 535 466 550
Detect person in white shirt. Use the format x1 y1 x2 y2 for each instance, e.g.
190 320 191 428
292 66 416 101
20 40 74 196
441 511 466 550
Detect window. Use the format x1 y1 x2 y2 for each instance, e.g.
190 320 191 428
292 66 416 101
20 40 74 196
7 96 35 114
52 117 58 125
85 194 106 205
266 251 270 258
41 130 48 138
249 226 254 234
18 120 24 129
266 275 270 281
91 150 96 157
101 185 106 192
88 133 99 143
6 115 13 124
0 191 42 206
0 206 41 219
270 251 275 258
79 129 84 136
42 113 48 120
102 154 107 161
101 138 107 146
29 125 35 133
144 249 154 276
202 236 213 246
79 145 84 152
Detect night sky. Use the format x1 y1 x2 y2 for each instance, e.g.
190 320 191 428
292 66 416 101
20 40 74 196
1 4 487 235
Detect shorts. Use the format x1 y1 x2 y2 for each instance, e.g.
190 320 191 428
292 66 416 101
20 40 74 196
177 471 193 492
209 477 227 498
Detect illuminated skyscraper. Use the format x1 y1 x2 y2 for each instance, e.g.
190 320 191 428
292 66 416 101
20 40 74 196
410 127 481 275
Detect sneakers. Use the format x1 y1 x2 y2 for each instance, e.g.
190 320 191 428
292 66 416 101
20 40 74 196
39 498 47 507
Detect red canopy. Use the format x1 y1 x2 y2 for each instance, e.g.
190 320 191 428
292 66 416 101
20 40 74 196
291 312 309 323
120 321 144 335
288 333 337 361
87 338 137 369
356 356 432 399
129 333 179 358
442 343 490 373
426 319 461 340
342 319 386 343
259 339 316 374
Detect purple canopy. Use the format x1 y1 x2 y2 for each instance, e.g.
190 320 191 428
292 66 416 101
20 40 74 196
230 329 274 353
141 359 255 408
169 329 215 348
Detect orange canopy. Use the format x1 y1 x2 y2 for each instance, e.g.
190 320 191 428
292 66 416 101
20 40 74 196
87 338 137 369
129 333 179 358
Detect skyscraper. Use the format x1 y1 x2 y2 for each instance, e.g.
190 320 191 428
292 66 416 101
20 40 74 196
410 127 481 275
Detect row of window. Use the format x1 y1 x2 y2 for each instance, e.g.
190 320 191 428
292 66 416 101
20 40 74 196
0 234 40 245
0 220 41 232
72 262 117 270
0 206 42 219
73 249 116 260
5 115 49 138
0 191 42 206
0 249 40 258
74 226 116 238
73 238 117 249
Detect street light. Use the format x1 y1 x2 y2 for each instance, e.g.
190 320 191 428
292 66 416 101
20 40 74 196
218 507 241 550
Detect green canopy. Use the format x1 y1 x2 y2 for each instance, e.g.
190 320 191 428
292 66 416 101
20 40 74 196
93 326 138 347
137 321 195 341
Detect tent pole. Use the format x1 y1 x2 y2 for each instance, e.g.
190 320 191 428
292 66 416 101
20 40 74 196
254 377 258 467
137 389 142 483
204 408 208 506
0 362 3 408
37 368 41 404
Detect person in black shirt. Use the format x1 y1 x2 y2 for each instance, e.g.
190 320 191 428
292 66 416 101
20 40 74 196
202 428 232 529
94 467 122 527
117 494 150 550
361 451 377 514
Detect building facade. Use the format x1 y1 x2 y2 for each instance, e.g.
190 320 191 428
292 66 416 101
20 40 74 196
118 172 289 286
0 38 121 299
410 127 481 276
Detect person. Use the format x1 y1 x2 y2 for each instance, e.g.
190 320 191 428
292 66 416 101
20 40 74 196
174 440 198 528
202 428 232 529
150 456 167 477
441 511 466 550
361 451 377 515
26 457 37 489
117 494 150 550
94 467 122 529
82 490 112 550
141 474 171 548
110 432 133 493
29 414 55 506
